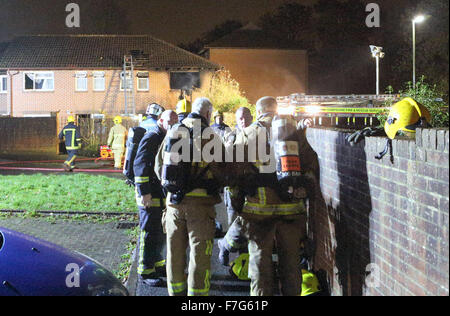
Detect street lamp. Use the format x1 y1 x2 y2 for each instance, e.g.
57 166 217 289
412 15 426 87
370 45 385 95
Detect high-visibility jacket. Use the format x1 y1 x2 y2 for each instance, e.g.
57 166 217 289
133 124 166 199
233 114 318 217
107 123 127 150
59 123 82 150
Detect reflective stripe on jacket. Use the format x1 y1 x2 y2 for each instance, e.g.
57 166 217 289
59 123 82 150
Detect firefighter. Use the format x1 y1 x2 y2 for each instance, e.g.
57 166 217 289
140 103 165 132
231 96 318 296
211 110 230 139
133 110 178 286
107 116 127 169
155 97 226 296
223 107 253 224
218 107 254 266
59 115 82 172
175 97 192 123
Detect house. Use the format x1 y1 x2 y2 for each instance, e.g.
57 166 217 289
0 35 220 121
201 24 308 104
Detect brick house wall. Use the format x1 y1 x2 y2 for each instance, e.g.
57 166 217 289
208 48 308 104
0 69 213 120
306 127 449 296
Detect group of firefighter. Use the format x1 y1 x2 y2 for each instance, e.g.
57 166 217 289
58 95 432 296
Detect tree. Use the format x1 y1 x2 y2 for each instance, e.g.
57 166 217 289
199 69 251 113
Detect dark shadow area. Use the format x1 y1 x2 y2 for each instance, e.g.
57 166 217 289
334 134 372 296
306 128 372 296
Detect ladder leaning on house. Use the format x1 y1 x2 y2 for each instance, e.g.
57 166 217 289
123 55 136 115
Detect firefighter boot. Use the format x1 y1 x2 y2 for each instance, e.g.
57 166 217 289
218 238 230 266
139 273 163 287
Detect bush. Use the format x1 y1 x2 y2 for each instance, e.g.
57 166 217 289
199 69 253 126
378 76 449 128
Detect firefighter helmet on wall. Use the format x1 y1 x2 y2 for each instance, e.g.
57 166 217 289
384 97 431 139
67 116 75 123
114 116 122 124
146 103 165 117
176 98 192 114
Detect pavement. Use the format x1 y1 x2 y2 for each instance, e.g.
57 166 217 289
129 201 252 296
0 200 252 296
131 238 251 296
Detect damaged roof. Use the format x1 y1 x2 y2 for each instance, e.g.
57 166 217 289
0 35 220 70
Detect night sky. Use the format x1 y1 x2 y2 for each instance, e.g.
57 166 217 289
0 0 316 45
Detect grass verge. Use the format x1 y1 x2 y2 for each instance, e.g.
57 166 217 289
0 173 136 213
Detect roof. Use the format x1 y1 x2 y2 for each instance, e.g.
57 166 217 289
205 24 303 50
0 42 9 59
0 35 220 70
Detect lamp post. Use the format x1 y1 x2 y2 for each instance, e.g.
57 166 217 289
370 45 385 95
412 15 425 87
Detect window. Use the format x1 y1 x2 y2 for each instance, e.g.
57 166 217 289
0 75 7 93
24 72 54 91
75 71 88 91
137 72 149 91
170 72 200 90
93 71 105 91
120 71 132 91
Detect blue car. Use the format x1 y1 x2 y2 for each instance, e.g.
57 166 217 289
0 227 129 296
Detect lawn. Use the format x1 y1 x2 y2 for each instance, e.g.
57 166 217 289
0 173 136 213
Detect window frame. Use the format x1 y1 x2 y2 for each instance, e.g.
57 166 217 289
75 71 88 92
23 71 55 92
136 72 149 92
93 71 106 92
120 71 133 91
0 75 7 94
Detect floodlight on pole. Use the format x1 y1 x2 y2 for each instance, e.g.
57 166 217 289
370 45 385 95
412 15 426 87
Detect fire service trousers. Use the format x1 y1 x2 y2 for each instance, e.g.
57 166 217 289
164 196 216 296
112 147 125 169
137 204 167 276
244 213 307 296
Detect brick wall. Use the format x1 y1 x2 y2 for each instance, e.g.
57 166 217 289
0 117 58 153
0 70 214 118
306 127 449 296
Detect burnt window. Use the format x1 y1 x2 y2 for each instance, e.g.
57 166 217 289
170 72 200 90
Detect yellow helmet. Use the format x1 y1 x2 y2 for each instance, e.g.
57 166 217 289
176 99 192 114
301 269 321 296
67 116 75 123
230 253 250 281
384 97 431 139
113 116 122 124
